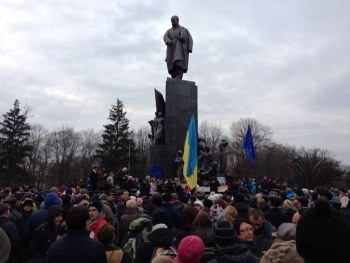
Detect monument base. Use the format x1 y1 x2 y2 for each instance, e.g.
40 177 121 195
150 78 198 178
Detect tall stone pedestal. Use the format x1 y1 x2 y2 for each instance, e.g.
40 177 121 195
150 78 197 178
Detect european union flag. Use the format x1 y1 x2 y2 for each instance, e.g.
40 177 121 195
150 165 164 179
183 114 198 189
243 125 256 162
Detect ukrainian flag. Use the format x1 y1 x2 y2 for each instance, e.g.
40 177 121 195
183 114 198 189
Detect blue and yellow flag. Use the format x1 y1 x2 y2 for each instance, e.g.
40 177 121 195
183 114 198 189
243 125 256 162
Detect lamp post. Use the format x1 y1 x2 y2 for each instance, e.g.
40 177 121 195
127 132 133 173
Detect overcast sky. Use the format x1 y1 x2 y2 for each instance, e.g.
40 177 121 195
1 1 349 165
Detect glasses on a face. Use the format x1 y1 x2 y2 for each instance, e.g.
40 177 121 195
239 227 254 232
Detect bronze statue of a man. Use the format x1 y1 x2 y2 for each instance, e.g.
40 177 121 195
164 15 193 79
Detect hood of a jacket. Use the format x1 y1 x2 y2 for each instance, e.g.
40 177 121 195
47 205 64 227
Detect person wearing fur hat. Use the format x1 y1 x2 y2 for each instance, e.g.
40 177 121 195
88 199 107 240
175 235 204 263
296 197 350 263
208 219 260 263
260 222 305 263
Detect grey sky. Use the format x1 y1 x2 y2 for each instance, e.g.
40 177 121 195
1 1 349 165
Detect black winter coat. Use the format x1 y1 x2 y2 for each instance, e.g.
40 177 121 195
47 229 106 263
29 205 65 260
208 243 260 263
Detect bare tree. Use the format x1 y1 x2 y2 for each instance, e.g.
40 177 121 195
258 143 293 182
228 118 273 178
287 147 344 188
198 119 225 158
133 126 151 176
25 124 47 185
78 129 101 179
47 126 80 185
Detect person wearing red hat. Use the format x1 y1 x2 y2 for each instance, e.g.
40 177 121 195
174 235 204 263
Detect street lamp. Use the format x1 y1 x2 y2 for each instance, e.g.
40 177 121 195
127 132 133 173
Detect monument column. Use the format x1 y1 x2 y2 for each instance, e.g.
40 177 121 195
150 79 197 178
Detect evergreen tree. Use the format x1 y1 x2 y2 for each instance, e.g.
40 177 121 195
96 99 133 172
0 100 32 186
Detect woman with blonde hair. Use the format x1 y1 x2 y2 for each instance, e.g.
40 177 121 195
283 199 298 222
256 195 266 210
223 205 238 223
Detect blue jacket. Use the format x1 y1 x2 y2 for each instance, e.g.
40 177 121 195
23 208 50 241
156 203 181 228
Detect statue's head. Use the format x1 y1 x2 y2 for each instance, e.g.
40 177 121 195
171 15 179 27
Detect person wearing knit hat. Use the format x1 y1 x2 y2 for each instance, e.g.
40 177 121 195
296 197 350 263
44 192 60 208
194 200 204 211
21 198 34 226
175 235 204 263
3 196 23 230
87 199 107 240
209 219 260 263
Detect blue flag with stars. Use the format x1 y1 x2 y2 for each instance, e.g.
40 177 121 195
243 125 256 162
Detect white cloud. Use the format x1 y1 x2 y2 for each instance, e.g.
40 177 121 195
0 0 349 165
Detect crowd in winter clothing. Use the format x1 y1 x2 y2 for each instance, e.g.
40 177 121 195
0 173 350 263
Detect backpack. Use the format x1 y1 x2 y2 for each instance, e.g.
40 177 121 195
122 217 151 261
151 246 177 260
123 238 136 263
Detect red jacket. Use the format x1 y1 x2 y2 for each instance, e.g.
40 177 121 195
88 215 107 240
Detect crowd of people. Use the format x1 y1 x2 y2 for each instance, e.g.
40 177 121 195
0 171 350 263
